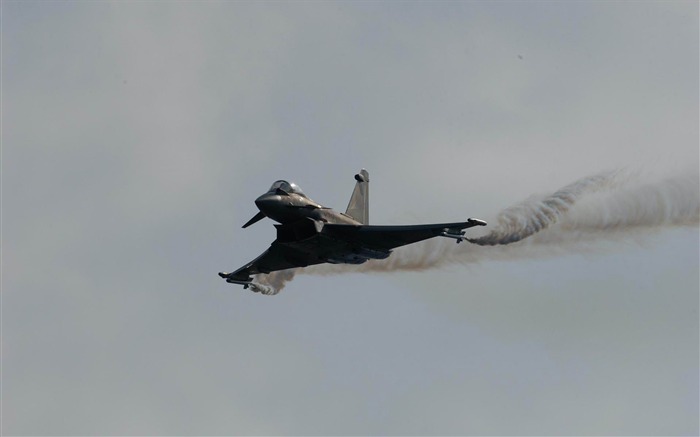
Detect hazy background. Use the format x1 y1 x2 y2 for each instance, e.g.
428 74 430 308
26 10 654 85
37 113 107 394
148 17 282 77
3 2 698 435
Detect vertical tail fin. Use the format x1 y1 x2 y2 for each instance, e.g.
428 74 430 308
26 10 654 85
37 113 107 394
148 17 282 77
345 169 369 224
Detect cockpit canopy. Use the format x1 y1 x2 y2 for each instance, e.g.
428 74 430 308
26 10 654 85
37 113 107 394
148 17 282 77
268 180 307 197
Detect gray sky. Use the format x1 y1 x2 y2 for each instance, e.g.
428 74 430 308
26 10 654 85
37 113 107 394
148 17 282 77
3 1 698 435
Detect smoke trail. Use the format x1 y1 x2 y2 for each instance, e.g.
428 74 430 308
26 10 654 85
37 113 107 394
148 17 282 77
249 269 295 295
468 170 622 246
254 171 699 294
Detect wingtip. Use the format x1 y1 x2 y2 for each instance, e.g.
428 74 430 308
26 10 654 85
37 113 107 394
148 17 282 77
468 218 487 226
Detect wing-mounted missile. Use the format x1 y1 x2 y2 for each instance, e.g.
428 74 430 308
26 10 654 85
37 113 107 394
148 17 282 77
441 219 487 243
218 271 253 289
441 227 468 243
226 278 252 289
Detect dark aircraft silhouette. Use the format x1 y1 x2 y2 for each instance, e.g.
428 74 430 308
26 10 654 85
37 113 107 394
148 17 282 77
219 169 486 289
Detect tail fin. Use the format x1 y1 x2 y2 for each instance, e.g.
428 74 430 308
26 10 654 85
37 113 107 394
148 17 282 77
345 169 369 224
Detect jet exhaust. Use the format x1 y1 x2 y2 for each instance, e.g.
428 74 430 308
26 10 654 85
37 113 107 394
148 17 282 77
254 170 699 294
250 269 296 295
467 170 622 246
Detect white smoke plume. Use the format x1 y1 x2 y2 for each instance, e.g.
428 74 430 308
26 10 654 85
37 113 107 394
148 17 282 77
253 170 699 294
249 269 295 295
467 170 623 245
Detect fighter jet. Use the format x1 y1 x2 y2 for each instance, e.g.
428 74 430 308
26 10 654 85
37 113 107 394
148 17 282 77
219 169 486 289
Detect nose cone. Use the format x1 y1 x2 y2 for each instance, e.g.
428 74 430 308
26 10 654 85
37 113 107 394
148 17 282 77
254 192 280 214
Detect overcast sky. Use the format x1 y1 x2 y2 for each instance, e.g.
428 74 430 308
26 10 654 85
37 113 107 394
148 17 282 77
3 1 699 435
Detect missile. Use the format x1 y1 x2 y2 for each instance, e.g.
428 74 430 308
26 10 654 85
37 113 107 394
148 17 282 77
219 271 253 289
226 278 252 289
441 228 467 243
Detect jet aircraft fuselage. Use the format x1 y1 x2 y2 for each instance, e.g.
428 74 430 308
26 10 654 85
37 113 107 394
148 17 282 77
219 169 486 290
254 181 360 226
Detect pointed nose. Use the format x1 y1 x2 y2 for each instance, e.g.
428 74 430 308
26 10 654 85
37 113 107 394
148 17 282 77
254 192 280 214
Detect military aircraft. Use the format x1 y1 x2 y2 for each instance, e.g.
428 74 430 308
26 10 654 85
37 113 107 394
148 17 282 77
219 169 486 289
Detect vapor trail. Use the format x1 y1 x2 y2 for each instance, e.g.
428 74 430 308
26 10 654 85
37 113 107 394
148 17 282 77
249 269 294 295
252 171 699 294
467 171 621 245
